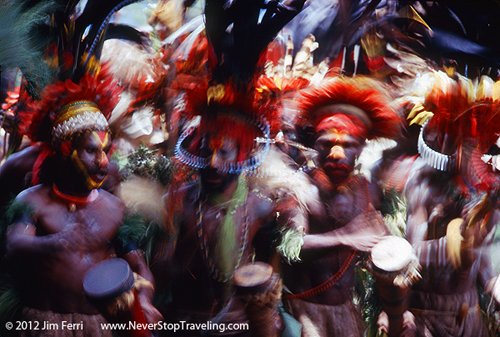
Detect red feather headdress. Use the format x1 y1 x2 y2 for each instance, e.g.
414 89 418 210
420 76 500 153
170 0 307 173
19 68 121 144
414 73 500 188
171 32 282 173
17 68 121 185
296 76 401 144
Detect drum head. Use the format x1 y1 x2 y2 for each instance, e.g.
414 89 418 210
233 262 272 288
83 258 134 300
371 236 414 272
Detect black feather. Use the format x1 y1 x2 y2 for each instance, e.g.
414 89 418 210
105 23 151 47
205 0 306 84
0 0 59 98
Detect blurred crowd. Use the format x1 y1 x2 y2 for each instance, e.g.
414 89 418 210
0 1 498 337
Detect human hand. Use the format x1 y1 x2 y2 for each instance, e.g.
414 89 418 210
338 210 388 251
338 231 385 252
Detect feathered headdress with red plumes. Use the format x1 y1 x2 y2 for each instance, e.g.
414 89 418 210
416 74 500 155
17 68 121 184
296 76 401 146
173 65 276 173
19 68 121 145
408 72 500 190
171 0 307 174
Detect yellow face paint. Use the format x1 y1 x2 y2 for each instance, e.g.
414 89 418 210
70 131 111 190
328 145 346 160
92 131 109 148
92 131 110 170
71 149 104 190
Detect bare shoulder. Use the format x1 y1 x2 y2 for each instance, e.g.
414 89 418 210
403 160 435 205
15 185 50 207
0 144 41 173
247 190 274 219
404 158 430 191
8 185 53 225
97 189 125 215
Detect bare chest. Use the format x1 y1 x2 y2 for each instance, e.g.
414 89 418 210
178 193 272 282
325 193 357 222
34 203 120 249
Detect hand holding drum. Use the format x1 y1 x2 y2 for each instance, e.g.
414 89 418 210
83 258 153 337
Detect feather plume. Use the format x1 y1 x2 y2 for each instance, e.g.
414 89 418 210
297 76 402 141
414 71 500 153
101 39 162 91
18 68 121 142
0 0 58 98
204 0 306 83
149 0 184 34
248 147 320 212
117 175 167 225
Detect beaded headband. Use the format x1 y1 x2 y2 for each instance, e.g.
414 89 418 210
52 100 109 143
175 115 271 174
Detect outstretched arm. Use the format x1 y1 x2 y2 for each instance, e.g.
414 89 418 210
404 166 496 270
302 206 388 252
404 180 454 269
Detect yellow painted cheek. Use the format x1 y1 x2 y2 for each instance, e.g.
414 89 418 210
70 149 102 189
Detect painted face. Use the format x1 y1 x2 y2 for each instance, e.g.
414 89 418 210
314 129 364 184
199 135 239 192
71 130 111 190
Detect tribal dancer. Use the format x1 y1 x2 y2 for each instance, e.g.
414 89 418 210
5 73 161 337
281 76 401 337
163 83 279 334
403 72 500 337
158 0 306 335
0 0 149 210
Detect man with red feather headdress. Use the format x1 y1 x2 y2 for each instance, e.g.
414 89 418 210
4 72 162 336
402 72 500 337
157 0 307 335
0 1 167 335
280 76 402 337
